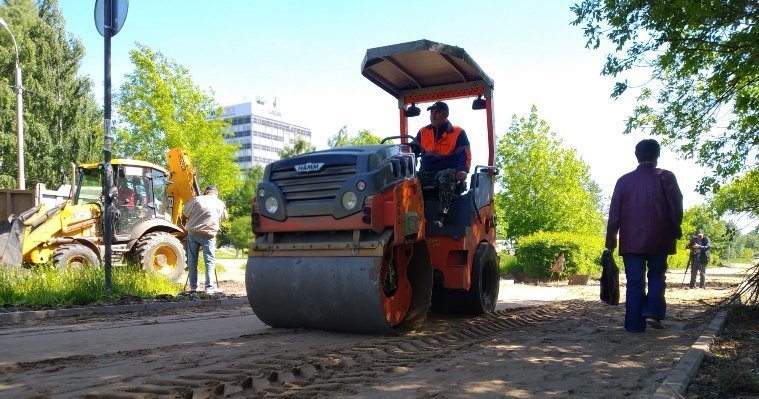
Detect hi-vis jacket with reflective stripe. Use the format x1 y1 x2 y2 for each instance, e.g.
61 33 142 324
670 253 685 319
412 121 471 173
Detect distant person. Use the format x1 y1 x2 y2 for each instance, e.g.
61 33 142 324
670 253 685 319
687 229 711 289
182 185 227 293
410 101 471 227
606 139 683 332
116 178 135 210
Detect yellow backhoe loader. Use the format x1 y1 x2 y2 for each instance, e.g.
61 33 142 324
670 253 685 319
0 148 199 282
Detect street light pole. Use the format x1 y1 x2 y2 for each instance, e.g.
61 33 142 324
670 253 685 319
0 18 24 190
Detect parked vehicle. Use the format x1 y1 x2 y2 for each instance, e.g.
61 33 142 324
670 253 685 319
0 148 199 282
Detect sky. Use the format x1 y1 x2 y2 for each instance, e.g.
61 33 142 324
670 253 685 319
57 0 711 211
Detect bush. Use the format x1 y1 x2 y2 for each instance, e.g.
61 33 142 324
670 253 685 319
498 251 521 276
515 231 605 279
667 250 690 269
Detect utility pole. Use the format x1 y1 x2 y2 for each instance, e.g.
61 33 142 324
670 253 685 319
95 0 128 295
0 18 25 190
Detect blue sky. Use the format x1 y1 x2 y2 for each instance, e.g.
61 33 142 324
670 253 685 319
58 0 709 209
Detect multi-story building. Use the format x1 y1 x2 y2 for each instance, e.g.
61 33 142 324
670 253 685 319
219 100 312 171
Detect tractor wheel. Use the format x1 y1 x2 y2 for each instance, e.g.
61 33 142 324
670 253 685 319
52 244 100 271
431 242 500 315
134 232 185 282
463 242 500 314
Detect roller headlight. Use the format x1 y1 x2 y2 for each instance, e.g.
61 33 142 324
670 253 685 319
264 196 279 213
356 180 366 191
341 191 358 210
257 188 266 198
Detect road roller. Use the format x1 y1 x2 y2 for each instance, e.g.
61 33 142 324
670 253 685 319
246 39 500 333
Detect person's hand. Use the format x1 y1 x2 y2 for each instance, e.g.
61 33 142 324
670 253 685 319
456 171 467 181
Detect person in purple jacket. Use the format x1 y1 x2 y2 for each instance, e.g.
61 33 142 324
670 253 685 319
606 139 683 332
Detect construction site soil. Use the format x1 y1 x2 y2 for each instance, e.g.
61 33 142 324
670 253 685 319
0 262 753 398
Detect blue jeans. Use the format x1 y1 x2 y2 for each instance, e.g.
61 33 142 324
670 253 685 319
622 254 667 332
187 234 216 290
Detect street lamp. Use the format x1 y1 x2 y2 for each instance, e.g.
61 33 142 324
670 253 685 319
0 17 24 190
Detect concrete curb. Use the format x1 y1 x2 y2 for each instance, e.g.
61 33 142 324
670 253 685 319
650 309 728 399
0 297 250 324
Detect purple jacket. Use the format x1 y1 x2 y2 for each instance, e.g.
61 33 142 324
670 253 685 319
606 163 683 255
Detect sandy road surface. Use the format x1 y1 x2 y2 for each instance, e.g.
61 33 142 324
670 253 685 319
0 262 750 398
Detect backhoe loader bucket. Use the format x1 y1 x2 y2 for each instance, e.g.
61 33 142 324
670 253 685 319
246 240 432 334
0 218 24 266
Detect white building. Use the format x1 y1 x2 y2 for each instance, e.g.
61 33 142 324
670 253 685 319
218 100 312 171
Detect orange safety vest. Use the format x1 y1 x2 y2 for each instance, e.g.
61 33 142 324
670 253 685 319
416 123 471 172
118 187 135 210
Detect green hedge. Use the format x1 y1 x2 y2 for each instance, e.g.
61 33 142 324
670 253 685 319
498 252 521 276
515 231 605 279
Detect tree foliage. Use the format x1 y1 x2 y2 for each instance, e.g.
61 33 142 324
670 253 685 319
0 0 101 189
495 106 604 240
227 215 252 255
712 170 759 219
571 0 759 194
278 136 314 159
327 125 382 147
225 165 264 219
114 43 239 193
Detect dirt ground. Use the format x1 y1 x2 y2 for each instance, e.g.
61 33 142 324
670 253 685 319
686 295 759 398
0 261 752 398
212 261 752 397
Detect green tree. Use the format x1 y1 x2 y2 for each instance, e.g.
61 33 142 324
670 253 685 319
495 106 604 240
227 215 252 257
114 43 239 193
0 0 101 189
742 231 759 255
278 136 314 159
712 170 759 219
571 1 759 193
226 165 264 218
327 125 382 147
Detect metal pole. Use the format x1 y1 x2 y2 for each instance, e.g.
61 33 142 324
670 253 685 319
103 0 113 294
0 18 25 190
15 62 23 189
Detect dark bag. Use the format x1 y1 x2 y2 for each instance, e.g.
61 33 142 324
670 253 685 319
600 249 620 305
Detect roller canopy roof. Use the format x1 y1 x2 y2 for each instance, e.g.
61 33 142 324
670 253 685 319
361 39 494 99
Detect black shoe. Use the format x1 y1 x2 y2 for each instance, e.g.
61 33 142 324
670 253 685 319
647 319 664 330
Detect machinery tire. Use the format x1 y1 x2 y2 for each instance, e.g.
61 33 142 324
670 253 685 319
463 242 500 314
52 244 100 271
431 242 499 315
134 232 185 282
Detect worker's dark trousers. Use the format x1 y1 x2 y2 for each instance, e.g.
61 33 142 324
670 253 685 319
622 254 667 333
418 168 456 216
689 262 707 288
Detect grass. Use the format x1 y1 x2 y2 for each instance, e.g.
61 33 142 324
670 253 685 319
215 247 246 260
721 256 756 265
498 251 521 277
0 265 182 310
